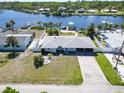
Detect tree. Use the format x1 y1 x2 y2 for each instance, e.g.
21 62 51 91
97 24 102 32
6 36 18 58
120 23 124 35
37 21 42 27
6 20 15 30
2 87 19 93
40 91 47 93
34 54 44 68
86 23 95 39
48 53 53 60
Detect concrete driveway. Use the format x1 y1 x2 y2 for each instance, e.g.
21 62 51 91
78 56 110 86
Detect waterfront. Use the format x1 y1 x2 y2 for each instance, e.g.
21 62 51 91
0 10 124 30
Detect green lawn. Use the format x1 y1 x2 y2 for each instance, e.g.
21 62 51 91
95 53 124 86
60 32 75 36
0 54 83 85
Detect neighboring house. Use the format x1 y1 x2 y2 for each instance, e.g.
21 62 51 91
103 9 110 12
111 9 118 13
103 9 118 13
101 32 124 49
58 7 67 12
0 33 34 51
38 36 96 54
38 8 51 12
67 9 75 13
76 8 85 13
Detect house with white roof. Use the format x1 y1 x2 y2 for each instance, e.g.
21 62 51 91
38 36 96 54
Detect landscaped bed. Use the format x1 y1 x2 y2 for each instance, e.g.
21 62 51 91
95 53 124 86
0 54 83 85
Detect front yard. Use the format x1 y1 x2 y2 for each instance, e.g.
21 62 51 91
0 53 9 66
0 54 83 85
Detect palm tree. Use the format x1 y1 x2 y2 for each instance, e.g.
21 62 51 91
87 23 95 39
97 24 102 32
120 23 124 35
113 24 119 29
6 20 15 30
108 23 113 33
37 21 42 27
6 36 18 57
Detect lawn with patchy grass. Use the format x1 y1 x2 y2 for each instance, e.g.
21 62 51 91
0 54 83 85
95 53 124 86
60 32 75 36
0 52 9 66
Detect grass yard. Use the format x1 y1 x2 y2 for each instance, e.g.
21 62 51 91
95 53 124 86
60 32 75 36
78 33 85 37
0 52 9 66
0 54 83 85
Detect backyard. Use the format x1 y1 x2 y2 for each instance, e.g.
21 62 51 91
0 54 83 85
59 32 75 36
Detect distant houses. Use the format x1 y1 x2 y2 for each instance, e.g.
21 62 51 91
103 9 118 13
87 9 96 13
57 7 67 12
38 8 51 12
76 8 85 13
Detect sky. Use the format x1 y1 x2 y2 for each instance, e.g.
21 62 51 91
0 0 123 2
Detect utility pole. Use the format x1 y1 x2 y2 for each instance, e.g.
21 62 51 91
114 40 124 70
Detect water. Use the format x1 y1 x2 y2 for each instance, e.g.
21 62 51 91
0 10 124 30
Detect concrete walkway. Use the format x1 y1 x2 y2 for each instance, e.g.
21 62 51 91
1 56 124 93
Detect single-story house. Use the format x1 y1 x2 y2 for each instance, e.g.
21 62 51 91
38 8 51 12
76 8 85 13
87 9 96 13
103 9 110 12
58 7 67 12
38 36 96 53
0 33 34 51
101 32 124 49
111 9 118 13
103 9 118 13
66 9 75 13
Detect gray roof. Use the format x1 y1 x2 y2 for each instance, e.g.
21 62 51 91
40 36 96 49
0 36 29 46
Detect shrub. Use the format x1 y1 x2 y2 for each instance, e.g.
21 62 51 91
31 26 44 30
34 55 44 68
0 59 8 64
48 53 53 60
2 87 19 93
7 52 19 59
40 91 47 93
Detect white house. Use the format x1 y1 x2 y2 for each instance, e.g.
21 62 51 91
87 9 96 13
